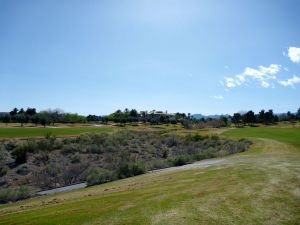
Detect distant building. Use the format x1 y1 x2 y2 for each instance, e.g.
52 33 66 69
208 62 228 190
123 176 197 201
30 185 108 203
139 110 175 117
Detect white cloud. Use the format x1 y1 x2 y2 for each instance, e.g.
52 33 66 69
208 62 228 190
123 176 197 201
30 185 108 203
288 47 300 63
224 64 281 89
212 95 224 100
278 75 300 87
261 81 270 88
224 77 237 88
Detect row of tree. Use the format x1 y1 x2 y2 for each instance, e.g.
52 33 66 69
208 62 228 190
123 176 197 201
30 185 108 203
231 109 300 127
0 108 86 127
1 107 299 128
104 109 188 125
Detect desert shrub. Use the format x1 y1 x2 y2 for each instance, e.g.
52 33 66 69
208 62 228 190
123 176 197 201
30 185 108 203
61 144 79 155
52 139 64 149
33 152 49 165
170 155 190 166
4 141 16 151
86 144 103 154
9 140 38 165
162 149 168 158
16 165 30 175
210 135 220 141
12 145 28 164
117 162 145 179
25 140 39 153
86 168 113 186
184 134 208 142
62 138 72 145
0 147 7 177
147 159 170 170
77 133 93 145
239 138 252 146
165 136 178 147
193 151 214 160
0 186 30 204
37 139 52 151
70 153 81 163
223 140 250 154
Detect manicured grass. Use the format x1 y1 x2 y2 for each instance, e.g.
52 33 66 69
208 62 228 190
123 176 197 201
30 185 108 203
223 126 300 147
0 123 182 138
0 126 114 138
0 127 299 224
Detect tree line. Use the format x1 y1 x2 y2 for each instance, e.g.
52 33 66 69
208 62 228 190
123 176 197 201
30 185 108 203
231 108 300 127
1 107 299 128
0 108 86 127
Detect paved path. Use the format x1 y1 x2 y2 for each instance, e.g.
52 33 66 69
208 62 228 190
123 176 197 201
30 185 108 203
36 183 87 196
36 159 226 196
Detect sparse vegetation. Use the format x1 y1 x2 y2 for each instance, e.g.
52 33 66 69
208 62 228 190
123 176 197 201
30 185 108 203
0 186 30 204
0 130 250 202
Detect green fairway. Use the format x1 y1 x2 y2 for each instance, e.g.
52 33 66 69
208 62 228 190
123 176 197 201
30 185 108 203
223 127 300 147
0 126 299 225
0 126 114 138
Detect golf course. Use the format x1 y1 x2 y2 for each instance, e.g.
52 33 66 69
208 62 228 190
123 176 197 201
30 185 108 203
0 125 299 225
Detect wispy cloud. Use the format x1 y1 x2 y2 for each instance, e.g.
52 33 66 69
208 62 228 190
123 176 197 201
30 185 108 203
277 75 300 87
288 47 300 63
224 64 281 89
212 95 224 100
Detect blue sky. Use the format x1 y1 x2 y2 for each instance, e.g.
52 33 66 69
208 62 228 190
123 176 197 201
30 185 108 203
0 0 300 115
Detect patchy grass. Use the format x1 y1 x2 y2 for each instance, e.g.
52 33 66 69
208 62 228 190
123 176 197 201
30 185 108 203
0 127 299 224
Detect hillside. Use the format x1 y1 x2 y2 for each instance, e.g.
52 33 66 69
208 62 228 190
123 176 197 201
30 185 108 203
0 127 299 225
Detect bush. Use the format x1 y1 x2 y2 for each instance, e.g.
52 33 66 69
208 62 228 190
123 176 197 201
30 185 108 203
61 144 79 155
170 155 190 166
4 141 16 151
25 140 39 153
70 153 81 163
33 152 49 165
16 165 30 175
117 162 145 179
37 139 52 151
147 159 170 170
210 135 220 141
86 168 113 186
12 145 28 164
0 186 30 204
193 151 214 161
0 147 8 177
165 136 178 147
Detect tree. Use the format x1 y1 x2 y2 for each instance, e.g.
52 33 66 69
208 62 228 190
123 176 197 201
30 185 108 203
244 110 255 126
129 109 138 117
297 108 300 121
9 108 18 116
232 113 242 127
2 114 11 126
18 108 25 114
39 115 49 128
264 109 275 124
15 113 27 127
31 114 40 126
220 116 228 127
25 108 36 116
258 110 265 123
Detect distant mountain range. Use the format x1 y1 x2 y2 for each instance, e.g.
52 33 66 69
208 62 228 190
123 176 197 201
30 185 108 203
192 114 230 119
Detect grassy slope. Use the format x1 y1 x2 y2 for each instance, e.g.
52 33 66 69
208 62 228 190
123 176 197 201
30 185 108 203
0 127 300 225
223 126 300 146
